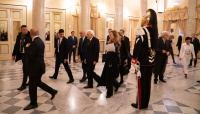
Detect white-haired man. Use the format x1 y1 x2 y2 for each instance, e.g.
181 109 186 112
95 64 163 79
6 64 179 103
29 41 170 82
83 30 100 88
153 31 171 84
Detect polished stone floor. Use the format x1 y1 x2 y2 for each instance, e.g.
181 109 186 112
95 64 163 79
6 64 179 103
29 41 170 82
0 56 200 114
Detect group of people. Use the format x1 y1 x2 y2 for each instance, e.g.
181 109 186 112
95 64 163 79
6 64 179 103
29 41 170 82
11 8 200 111
0 31 8 41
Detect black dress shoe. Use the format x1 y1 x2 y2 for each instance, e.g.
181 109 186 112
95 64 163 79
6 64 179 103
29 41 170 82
194 65 196 67
119 80 124 85
188 64 192 67
49 76 57 79
154 81 157 84
83 86 93 89
106 95 112 98
23 103 38 110
51 90 58 100
80 77 87 82
115 85 119 92
173 62 176 64
131 103 146 109
160 80 166 83
26 83 29 86
197 80 200 83
67 79 74 84
17 86 26 91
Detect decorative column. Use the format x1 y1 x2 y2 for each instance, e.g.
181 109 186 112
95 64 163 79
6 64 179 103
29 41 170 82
32 0 45 41
186 0 197 36
114 0 123 31
32 0 49 65
139 0 148 28
80 0 90 31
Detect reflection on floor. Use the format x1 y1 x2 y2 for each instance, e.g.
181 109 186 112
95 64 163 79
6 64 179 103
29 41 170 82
0 56 200 114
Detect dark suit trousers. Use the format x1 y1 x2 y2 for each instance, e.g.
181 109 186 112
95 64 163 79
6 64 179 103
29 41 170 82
190 52 197 66
87 64 100 87
21 54 28 87
170 49 175 63
69 49 76 62
154 74 164 81
29 70 54 105
135 66 153 108
53 54 73 79
82 61 87 78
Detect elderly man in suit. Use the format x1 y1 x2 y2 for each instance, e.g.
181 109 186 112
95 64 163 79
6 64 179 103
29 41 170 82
49 29 74 84
68 31 78 63
23 27 58 110
12 25 32 91
78 30 89 82
153 31 171 84
83 30 101 88
189 33 200 67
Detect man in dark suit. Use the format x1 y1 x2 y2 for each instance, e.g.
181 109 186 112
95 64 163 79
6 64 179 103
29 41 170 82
49 29 74 83
189 33 200 67
12 25 32 91
78 30 89 82
23 27 58 110
68 31 78 63
84 30 101 88
120 29 131 73
154 31 171 84
176 35 182 56
106 29 112 44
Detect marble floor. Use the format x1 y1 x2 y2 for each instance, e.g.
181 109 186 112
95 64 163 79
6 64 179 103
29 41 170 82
0 56 200 114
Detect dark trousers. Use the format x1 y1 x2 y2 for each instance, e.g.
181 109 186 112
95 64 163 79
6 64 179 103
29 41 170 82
29 70 54 105
171 49 175 63
82 61 87 78
106 67 119 96
119 65 124 82
190 52 198 66
69 49 76 62
178 47 181 55
87 64 100 87
154 74 164 81
53 55 73 79
135 66 153 108
21 54 28 87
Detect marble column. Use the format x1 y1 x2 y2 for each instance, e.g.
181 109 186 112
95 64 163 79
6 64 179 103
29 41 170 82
80 0 90 31
114 0 123 31
186 0 197 36
32 0 49 65
32 0 45 41
138 0 148 28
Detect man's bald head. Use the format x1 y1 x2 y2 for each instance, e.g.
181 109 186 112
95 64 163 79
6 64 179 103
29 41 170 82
30 27 39 38
79 30 85 37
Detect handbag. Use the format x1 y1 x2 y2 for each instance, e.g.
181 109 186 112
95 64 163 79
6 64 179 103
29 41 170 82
102 54 107 62
123 63 129 75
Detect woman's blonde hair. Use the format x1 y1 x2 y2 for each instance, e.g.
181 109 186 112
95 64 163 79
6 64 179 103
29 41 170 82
108 30 121 45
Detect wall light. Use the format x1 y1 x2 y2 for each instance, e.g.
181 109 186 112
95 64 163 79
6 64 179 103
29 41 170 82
157 0 164 13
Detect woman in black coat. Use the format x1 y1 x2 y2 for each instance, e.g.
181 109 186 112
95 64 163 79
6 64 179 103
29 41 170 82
99 30 120 98
117 32 128 84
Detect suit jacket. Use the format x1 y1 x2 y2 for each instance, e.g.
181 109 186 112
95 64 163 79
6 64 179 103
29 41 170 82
124 36 130 52
176 35 182 48
86 37 100 64
78 36 89 61
190 37 200 53
12 31 32 62
154 37 171 75
68 36 78 50
55 37 69 61
106 35 110 44
25 37 45 77
120 40 128 61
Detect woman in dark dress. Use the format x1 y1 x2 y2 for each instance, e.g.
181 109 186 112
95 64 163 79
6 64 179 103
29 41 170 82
169 35 176 64
117 32 128 84
99 30 120 98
